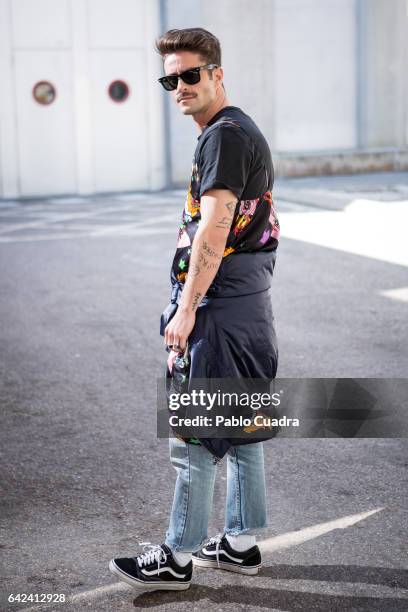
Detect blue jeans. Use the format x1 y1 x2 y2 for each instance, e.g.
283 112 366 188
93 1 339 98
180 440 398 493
165 437 268 552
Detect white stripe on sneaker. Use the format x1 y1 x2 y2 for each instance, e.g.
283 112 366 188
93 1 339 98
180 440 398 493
202 547 243 563
141 567 188 578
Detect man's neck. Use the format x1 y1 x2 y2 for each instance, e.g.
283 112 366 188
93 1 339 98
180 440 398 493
192 95 231 132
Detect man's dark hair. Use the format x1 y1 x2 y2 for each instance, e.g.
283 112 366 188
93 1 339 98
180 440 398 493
155 27 222 66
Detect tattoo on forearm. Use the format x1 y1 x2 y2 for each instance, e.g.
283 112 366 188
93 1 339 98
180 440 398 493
198 245 222 271
187 227 228 288
202 241 222 258
198 252 209 267
191 292 202 311
190 262 201 276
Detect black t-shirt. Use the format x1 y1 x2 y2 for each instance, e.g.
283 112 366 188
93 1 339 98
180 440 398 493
171 106 280 288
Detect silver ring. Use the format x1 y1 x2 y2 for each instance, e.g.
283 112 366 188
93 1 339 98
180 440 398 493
170 344 182 351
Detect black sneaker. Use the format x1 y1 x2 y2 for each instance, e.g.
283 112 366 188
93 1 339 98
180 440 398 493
192 533 261 575
109 543 192 591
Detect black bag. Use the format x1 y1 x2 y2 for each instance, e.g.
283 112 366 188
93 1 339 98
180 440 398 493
160 301 178 336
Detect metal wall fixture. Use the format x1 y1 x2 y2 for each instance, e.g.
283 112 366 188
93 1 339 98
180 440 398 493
32 81 57 105
108 80 130 103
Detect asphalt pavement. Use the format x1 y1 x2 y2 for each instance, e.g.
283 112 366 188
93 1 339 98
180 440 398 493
0 172 407 611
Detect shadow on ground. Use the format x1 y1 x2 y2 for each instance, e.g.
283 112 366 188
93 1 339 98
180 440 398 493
130 564 408 611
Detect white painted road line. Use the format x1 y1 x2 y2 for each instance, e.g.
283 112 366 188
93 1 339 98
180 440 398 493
1 198 407 271
47 197 89 204
380 287 408 303
279 198 408 267
259 507 385 554
19 507 387 610
0 226 177 243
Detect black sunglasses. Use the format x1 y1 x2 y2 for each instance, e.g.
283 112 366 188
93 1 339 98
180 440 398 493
158 63 219 91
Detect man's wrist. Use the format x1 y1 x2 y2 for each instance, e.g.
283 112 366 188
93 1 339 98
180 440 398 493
177 301 195 314
179 289 203 313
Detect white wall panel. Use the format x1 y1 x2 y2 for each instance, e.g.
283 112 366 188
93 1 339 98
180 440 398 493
274 0 356 151
89 49 149 191
359 0 408 147
14 50 76 196
11 0 71 48
0 0 19 197
202 0 276 145
87 0 145 48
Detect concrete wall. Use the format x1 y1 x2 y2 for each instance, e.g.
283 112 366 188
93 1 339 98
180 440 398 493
162 0 408 184
274 0 356 151
0 0 407 197
358 0 408 148
0 0 166 198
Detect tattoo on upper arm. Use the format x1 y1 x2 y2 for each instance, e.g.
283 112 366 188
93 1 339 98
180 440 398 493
215 217 232 229
225 200 236 215
215 199 237 230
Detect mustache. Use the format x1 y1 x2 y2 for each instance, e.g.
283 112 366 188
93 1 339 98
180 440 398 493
177 94 196 102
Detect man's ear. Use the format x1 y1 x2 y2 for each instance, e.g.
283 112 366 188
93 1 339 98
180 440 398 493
216 67 224 90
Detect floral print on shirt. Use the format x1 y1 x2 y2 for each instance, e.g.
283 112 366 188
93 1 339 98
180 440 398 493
171 160 280 286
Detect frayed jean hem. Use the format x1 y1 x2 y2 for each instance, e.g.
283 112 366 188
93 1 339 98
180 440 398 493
224 524 269 537
164 534 209 554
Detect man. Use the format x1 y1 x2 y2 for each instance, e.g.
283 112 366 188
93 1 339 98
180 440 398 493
109 27 280 592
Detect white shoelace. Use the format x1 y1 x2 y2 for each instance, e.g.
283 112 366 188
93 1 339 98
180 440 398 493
133 544 167 571
206 533 224 568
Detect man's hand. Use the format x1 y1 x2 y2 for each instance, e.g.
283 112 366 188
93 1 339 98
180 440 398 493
164 305 196 352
